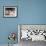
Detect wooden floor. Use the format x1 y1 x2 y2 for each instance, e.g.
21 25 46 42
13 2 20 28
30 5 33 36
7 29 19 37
19 39 46 46
0 40 46 46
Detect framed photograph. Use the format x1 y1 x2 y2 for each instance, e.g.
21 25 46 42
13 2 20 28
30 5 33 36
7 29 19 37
18 24 46 42
3 6 17 17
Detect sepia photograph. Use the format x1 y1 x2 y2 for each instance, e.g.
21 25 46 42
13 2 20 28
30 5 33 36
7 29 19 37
4 6 17 17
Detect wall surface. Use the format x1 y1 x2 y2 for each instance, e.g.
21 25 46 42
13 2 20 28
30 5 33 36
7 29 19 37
18 0 46 24
0 0 46 45
0 0 18 44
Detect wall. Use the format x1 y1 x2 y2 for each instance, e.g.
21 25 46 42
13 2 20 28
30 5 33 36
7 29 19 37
0 0 46 45
0 0 18 44
18 0 46 24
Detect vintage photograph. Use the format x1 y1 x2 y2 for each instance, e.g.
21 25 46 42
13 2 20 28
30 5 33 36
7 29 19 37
4 6 17 17
18 25 46 41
